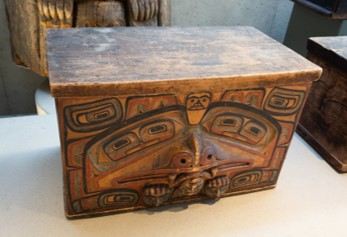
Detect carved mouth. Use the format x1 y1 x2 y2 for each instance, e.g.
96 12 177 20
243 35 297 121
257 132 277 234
190 104 205 110
218 162 250 170
118 173 168 184
117 160 251 184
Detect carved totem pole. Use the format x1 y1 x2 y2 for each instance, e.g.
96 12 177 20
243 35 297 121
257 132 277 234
4 0 171 76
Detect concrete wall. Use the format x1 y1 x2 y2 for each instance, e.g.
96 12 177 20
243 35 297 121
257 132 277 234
284 4 347 56
0 0 294 116
172 0 294 42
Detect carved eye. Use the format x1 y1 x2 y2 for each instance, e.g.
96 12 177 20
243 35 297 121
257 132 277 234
249 126 261 135
77 107 113 123
209 113 267 145
93 111 110 119
271 97 288 106
211 114 243 135
240 121 266 144
148 125 167 134
99 190 139 207
220 118 238 126
105 133 140 161
270 96 297 108
230 171 262 189
112 138 131 150
140 121 174 143
265 88 305 115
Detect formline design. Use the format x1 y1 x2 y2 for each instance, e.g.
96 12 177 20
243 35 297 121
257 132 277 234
57 85 310 218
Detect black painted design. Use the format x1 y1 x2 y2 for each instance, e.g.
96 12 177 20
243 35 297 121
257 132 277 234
65 98 122 132
264 88 305 116
98 189 139 208
61 86 307 216
230 170 262 189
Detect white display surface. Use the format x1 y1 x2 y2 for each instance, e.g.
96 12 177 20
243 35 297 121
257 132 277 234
0 115 346 237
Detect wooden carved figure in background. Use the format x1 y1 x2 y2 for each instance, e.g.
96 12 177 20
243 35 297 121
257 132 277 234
4 0 171 76
46 27 322 218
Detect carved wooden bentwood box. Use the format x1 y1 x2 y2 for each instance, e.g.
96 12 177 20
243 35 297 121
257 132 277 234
46 27 321 219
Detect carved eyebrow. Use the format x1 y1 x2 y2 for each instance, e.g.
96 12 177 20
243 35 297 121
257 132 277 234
188 95 211 100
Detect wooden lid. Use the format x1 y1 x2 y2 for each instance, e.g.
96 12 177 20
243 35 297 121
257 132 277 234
46 26 321 97
308 36 347 74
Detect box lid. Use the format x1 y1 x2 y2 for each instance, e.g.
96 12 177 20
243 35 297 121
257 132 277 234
46 26 321 97
308 36 347 74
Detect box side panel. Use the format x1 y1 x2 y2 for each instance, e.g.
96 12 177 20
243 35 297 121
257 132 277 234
298 54 347 172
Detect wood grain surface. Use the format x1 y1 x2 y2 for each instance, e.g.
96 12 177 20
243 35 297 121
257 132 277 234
46 26 322 97
4 0 43 74
298 36 347 172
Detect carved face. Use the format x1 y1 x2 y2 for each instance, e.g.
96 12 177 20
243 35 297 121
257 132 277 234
186 92 211 110
84 100 280 201
178 177 204 196
185 92 211 125
63 86 308 214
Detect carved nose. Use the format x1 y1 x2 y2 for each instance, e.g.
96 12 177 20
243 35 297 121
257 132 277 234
170 133 202 169
171 131 217 169
185 132 217 168
186 132 202 168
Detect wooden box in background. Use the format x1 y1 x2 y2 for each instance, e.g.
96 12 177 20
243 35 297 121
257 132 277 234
298 36 347 172
292 0 347 19
46 27 321 219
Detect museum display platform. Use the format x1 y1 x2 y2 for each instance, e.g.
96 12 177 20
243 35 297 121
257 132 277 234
0 114 346 236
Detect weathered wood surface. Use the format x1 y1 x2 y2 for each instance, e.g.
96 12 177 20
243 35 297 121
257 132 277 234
4 0 171 76
4 0 43 75
307 36 347 74
292 0 347 19
298 36 347 172
46 26 322 97
46 27 321 218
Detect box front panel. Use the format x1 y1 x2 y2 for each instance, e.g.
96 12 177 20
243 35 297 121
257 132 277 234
56 83 311 218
